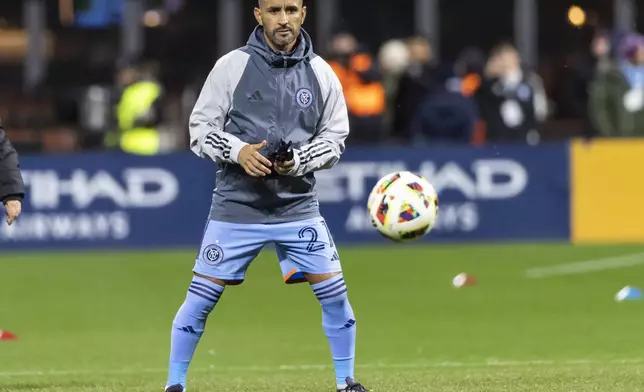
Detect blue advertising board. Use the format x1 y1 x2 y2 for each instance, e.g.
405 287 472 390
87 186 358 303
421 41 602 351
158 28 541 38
0 152 216 251
317 143 570 243
0 144 570 251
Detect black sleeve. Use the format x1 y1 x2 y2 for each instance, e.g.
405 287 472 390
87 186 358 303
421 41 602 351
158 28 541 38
0 120 25 203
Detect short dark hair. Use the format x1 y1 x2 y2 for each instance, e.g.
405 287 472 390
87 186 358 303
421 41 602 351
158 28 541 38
258 0 303 8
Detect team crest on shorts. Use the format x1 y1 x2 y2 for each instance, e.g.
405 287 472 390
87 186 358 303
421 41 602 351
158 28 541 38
296 88 313 108
203 244 224 265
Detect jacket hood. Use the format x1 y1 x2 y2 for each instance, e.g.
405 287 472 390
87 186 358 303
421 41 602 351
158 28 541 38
247 25 314 67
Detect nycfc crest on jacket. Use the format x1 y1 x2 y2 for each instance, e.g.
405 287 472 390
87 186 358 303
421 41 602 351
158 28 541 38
189 26 349 224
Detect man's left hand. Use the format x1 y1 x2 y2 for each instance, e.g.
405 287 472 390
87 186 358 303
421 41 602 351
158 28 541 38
274 159 295 175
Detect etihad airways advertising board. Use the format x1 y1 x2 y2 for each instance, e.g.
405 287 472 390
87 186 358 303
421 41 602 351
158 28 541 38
0 145 570 251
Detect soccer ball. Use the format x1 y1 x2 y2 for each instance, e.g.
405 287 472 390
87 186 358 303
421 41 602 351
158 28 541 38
367 171 439 241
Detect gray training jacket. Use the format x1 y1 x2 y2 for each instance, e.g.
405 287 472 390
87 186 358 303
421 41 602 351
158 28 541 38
189 26 350 224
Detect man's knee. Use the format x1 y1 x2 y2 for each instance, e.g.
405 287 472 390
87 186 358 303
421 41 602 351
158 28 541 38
308 273 350 306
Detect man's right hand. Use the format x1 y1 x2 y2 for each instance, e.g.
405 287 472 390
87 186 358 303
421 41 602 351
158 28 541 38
3 200 21 226
238 140 272 177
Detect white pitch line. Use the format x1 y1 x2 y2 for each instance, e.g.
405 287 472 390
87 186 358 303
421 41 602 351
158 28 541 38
0 359 642 378
525 252 644 278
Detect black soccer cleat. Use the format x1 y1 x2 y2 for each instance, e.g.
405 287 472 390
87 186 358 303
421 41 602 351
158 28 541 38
338 377 369 392
164 384 184 392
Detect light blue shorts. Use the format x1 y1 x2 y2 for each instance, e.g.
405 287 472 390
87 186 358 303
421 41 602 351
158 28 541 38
193 217 342 284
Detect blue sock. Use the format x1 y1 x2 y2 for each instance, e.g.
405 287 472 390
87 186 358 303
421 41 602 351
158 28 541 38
311 274 356 388
167 276 224 388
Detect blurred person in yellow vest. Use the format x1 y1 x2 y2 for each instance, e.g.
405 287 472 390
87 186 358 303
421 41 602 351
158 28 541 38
110 62 164 155
327 33 386 144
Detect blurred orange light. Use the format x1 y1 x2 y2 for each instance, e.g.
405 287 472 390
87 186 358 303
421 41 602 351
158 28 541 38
143 10 162 28
568 5 586 27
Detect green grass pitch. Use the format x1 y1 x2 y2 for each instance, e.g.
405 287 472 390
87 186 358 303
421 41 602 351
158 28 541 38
1 243 644 391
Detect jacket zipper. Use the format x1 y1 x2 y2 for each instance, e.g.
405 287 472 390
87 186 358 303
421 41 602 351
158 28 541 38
278 68 286 140
267 66 287 203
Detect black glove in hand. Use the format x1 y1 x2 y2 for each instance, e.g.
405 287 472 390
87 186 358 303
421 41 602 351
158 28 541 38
268 140 294 164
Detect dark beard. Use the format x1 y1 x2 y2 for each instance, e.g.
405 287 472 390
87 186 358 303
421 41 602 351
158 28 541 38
269 30 298 52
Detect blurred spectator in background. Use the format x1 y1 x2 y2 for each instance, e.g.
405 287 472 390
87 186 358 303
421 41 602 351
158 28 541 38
445 47 487 144
475 42 548 144
408 83 479 145
378 39 410 137
446 47 486 97
392 36 439 143
589 33 644 137
409 44 485 146
407 46 483 146
327 33 386 144
555 30 612 139
109 61 165 155
591 30 614 74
